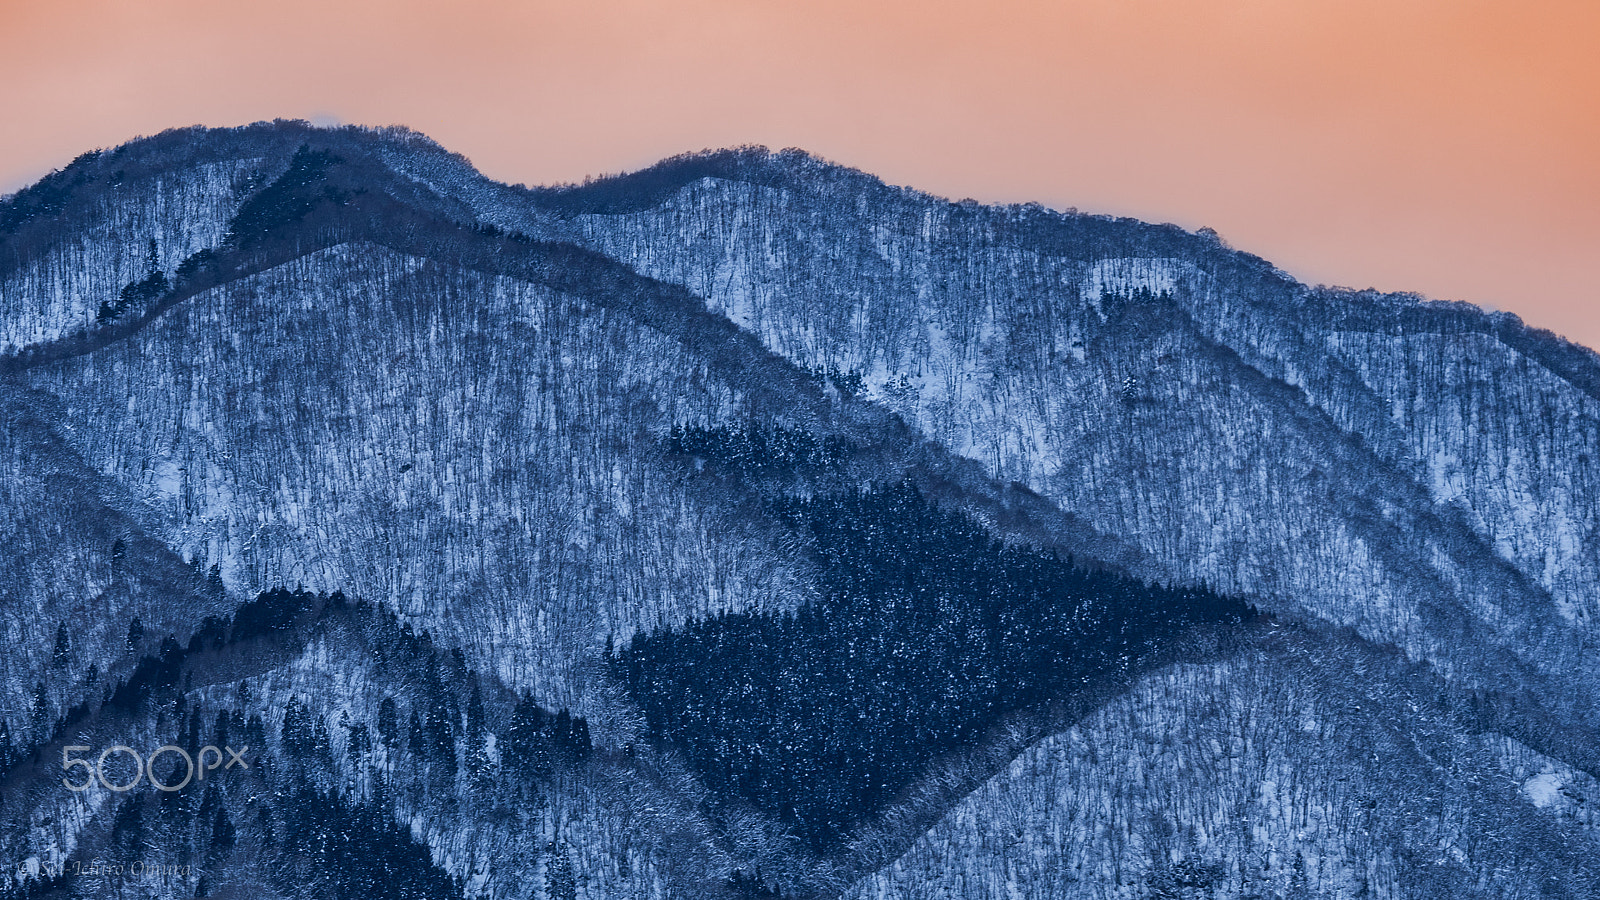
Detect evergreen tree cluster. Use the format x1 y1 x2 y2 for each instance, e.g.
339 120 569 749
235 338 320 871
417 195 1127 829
97 238 169 324
0 150 99 237
808 364 865 398
523 146 804 216
611 482 1253 849
403 656 462 773
666 423 852 477
227 585 327 641
280 695 332 759
103 634 185 713
1099 286 1173 305
501 696 591 788
93 585 287 722
224 145 345 249
273 789 464 900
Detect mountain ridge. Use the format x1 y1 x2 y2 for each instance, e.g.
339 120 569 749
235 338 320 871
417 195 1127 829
1 121 1597 899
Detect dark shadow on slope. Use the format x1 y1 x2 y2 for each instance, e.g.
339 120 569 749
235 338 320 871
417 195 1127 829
610 481 1255 852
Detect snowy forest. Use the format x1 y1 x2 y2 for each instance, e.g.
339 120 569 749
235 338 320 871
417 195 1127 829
0 121 1597 898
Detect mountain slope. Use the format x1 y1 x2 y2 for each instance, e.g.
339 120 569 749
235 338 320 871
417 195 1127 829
854 632 1600 900
0 122 1596 899
527 156 1599 705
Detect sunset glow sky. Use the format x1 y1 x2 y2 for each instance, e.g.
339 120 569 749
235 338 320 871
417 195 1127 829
3 0 1596 347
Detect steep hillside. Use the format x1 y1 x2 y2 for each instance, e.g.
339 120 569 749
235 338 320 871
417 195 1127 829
0 383 235 747
530 157 1600 711
0 122 1596 900
854 631 1600 900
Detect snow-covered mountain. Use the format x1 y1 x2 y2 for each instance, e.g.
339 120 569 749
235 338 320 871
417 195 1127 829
0 122 1595 899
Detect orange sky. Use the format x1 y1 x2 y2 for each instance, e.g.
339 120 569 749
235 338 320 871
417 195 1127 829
2 0 1596 348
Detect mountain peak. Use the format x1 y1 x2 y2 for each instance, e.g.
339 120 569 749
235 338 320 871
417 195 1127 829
3 124 1599 898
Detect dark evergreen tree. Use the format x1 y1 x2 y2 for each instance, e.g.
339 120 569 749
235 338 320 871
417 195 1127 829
465 682 491 778
545 847 577 900
208 805 236 867
408 710 426 757
99 236 171 323
377 697 400 748
503 695 553 786
347 723 372 763
282 696 313 757
224 144 344 248
50 623 69 669
29 683 47 727
109 795 145 857
213 710 231 751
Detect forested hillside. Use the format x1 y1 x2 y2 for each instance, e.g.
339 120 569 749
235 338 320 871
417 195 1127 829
0 121 1595 898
